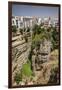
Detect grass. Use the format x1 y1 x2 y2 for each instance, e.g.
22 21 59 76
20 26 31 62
22 61 32 77
14 60 33 84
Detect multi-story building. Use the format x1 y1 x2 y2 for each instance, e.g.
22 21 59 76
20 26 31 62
23 16 33 29
12 16 34 30
12 16 58 31
37 17 42 25
43 17 52 29
12 16 24 29
12 16 43 30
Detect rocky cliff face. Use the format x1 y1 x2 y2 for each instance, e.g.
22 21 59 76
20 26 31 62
28 49 59 85
12 33 32 84
32 39 52 73
12 32 59 86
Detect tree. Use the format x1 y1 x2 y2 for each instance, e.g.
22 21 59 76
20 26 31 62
12 25 17 33
14 72 22 84
36 26 41 34
32 24 38 36
51 27 59 49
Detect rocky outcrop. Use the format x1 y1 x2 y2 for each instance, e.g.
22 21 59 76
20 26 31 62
32 39 52 73
12 33 31 85
31 50 59 85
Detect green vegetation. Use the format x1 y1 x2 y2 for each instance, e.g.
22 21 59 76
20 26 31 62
32 25 51 41
32 24 59 51
32 31 51 50
32 34 41 44
14 72 22 84
12 25 17 33
13 23 59 85
51 27 59 50
14 60 32 84
48 67 59 84
32 24 41 38
22 60 32 77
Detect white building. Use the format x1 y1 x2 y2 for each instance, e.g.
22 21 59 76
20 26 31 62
37 17 42 25
43 17 52 29
12 16 34 30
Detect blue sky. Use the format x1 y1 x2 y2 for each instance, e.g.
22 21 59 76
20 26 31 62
12 4 59 18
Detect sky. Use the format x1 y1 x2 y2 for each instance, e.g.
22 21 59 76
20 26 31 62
12 4 59 19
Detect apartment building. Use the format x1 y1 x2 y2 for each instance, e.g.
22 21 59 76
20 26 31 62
12 16 35 29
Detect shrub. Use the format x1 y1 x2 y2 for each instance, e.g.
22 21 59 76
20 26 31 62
22 61 32 77
12 25 17 33
48 67 59 84
14 72 22 84
51 29 59 49
32 34 41 50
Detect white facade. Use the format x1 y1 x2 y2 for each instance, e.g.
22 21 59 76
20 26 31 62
12 16 33 29
37 17 42 25
12 16 56 30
